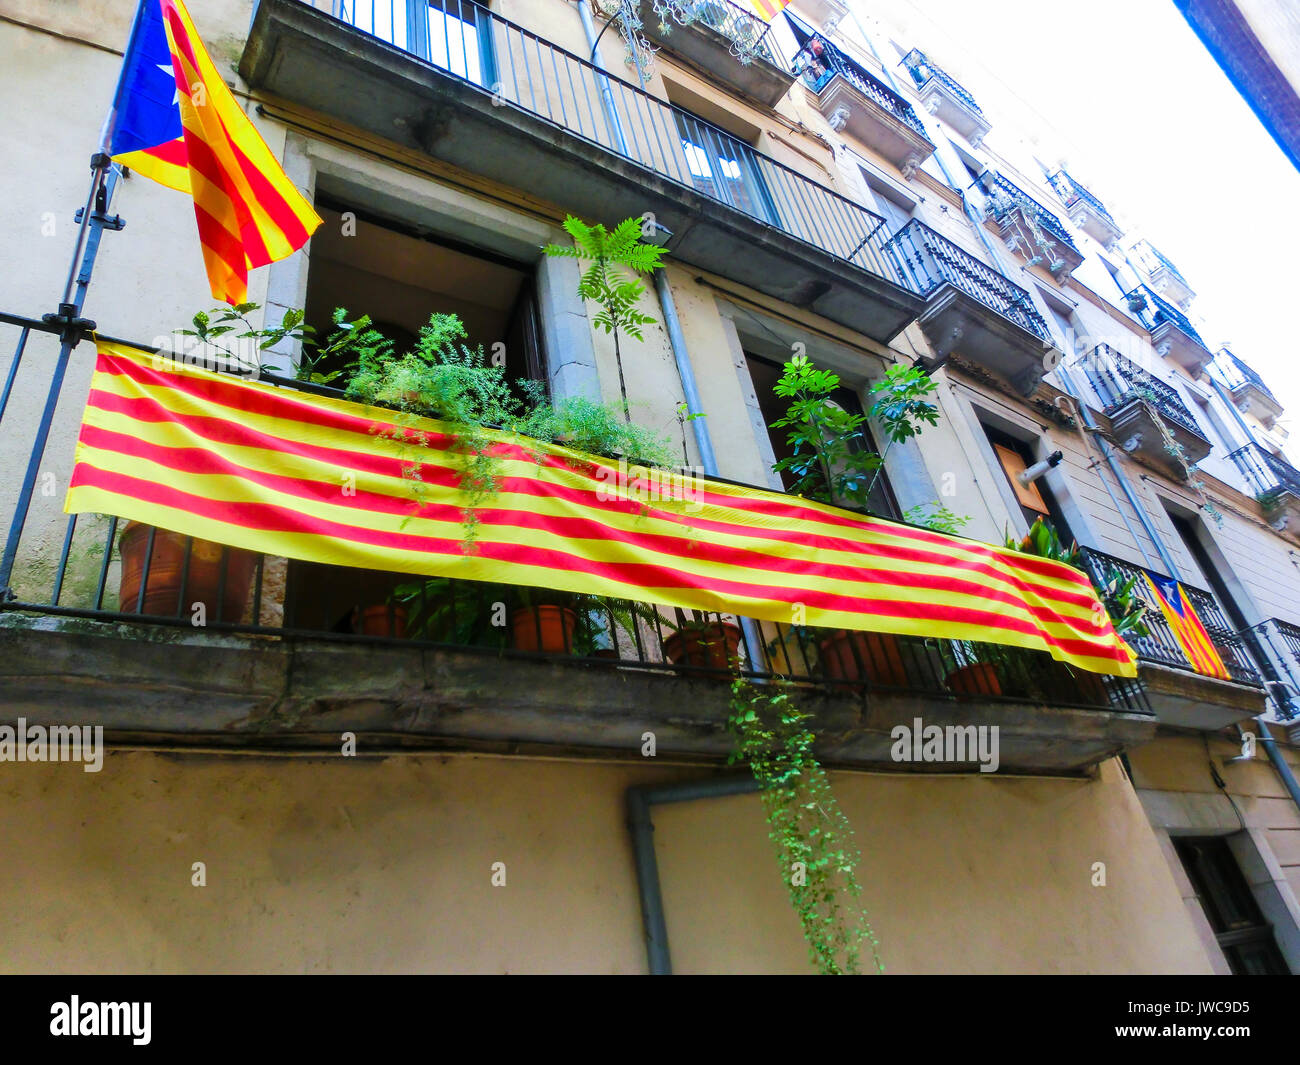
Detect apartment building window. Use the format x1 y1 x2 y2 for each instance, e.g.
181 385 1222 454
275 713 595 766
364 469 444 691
982 423 1074 542
291 199 547 633
745 353 900 519
673 109 779 225
349 0 496 86
1172 836 1290 975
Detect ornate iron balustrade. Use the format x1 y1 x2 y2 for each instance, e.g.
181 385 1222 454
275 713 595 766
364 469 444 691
0 310 1148 716
793 33 930 139
1226 442 1300 500
1133 240 1190 286
1123 285 1207 347
1216 349 1279 403
1047 169 1116 225
883 219 1053 342
1259 618 1300 719
899 47 984 116
316 2 904 285
1080 548 1262 685
1082 345 1207 439
649 0 783 66
980 171 1079 252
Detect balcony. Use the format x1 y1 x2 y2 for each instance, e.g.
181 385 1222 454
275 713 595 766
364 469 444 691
884 219 1060 396
1046 168 1123 250
1216 349 1284 430
0 307 1154 774
1260 618 1300 720
1080 549 1265 729
1081 345 1211 477
239 0 925 343
978 170 1084 278
1227 442 1300 538
639 0 796 106
791 32 936 176
1130 239 1195 310
1123 285 1213 377
899 48 990 148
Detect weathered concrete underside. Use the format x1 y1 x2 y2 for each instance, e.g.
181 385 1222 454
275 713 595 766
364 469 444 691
0 614 1156 775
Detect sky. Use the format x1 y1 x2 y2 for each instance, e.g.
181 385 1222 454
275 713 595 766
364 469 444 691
854 0 1300 439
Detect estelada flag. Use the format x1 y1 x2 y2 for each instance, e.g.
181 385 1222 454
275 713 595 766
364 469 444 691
107 0 321 305
1141 571 1231 680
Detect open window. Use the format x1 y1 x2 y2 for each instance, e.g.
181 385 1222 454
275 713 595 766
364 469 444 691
982 422 1073 542
745 352 900 519
289 199 548 635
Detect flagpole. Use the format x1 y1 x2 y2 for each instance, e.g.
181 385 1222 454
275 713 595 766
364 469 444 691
0 1 143 598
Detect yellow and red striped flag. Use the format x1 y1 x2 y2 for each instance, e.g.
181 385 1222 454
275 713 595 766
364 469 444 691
1141 572 1231 680
107 0 321 304
746 0 794 21
65 341 1140 678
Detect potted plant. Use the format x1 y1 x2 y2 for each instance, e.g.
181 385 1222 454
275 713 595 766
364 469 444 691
117 522 258 622
661 611 744 672
768 354 939 689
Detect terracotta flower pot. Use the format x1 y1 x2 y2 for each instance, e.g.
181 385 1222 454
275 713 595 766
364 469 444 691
511 605 578 653
355 604 408 638
946 661 1002 696
818 630 908 689
117 521 257 622
663 620 743 672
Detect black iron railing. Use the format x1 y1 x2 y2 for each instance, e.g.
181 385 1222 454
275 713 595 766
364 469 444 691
1133 240 1190 287
1046 169 1117 225
0 310 1148 716
1081 345 1207 439
1227 442 1300 500
1123 284 1207 348
314 1 905 285
1215 348 1279 403
1258 618 1300 719
794 33 931 140
899 48 984 116
1080 548 1262 685
883 219 1053 342
980 171 1079 253
647 0 783 66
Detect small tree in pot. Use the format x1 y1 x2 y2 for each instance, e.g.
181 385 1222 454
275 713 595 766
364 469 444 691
768 354 939 689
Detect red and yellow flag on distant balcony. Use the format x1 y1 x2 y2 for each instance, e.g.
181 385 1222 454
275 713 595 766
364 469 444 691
65 342 1139 677
106 0 321 305
1140 572 1231 680
745 0 794 22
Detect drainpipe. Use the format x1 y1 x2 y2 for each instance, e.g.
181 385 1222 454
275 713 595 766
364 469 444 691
577 0 629 155
627 774 762 974
1256 720 1300 818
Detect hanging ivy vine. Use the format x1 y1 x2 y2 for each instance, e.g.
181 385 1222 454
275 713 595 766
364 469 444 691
727 678 883 974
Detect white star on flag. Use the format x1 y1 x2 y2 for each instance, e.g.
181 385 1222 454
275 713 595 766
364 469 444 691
157 61 180 104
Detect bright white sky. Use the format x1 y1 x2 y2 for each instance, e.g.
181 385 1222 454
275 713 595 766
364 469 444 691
854 0 1300 438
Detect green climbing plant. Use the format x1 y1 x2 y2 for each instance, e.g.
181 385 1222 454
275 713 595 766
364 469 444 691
728 678 882 974
543 215 667 422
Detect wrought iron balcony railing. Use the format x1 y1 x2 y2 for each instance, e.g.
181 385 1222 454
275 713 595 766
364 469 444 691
1227 442 1300 500
648 0 783 66
1132 240 1190 286
899 48 984 116
1047 169 1117 225
0 310 1148 717
316 1 905 287
1216 349 1279 403
1082 345 1207 439
1258 618 1300 719
1123 285 1207 347
883 219 1053 342
794 33 930 139
1080 548 1262 685
980 171 1080 253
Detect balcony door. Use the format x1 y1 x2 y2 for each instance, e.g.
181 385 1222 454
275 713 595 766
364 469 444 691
337 0 496 88
673 110 779 226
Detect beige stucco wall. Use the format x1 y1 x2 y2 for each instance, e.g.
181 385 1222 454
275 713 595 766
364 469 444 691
0 749 1214 973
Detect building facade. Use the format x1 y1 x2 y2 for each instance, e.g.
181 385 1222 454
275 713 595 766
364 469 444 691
2 0 1300 973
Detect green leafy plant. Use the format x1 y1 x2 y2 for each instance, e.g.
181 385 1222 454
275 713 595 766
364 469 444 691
904 501 970 535
728 678 882 974
770 354 937 510
543 215 666 421
1095 566 1150 640
1003 516 1081 568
